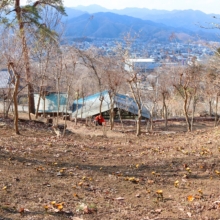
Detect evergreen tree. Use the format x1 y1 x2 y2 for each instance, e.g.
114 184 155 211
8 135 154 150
0 0 65 116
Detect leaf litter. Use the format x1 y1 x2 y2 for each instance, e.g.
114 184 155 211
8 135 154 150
0 116 220 219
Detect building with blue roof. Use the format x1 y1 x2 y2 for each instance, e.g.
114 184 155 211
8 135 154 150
72 90 150 119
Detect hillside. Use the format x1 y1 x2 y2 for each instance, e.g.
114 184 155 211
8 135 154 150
0 114 220 219
64 8 85 20
66 5 220 42
65 11 218 42
66 12 190 41
72 4 219 32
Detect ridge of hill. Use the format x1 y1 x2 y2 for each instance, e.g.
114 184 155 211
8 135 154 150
65 11 218 42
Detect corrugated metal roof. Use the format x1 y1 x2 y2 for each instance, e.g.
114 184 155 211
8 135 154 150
125 59 160 72
129 58 155 62
34 93 68 113
72 90 150 119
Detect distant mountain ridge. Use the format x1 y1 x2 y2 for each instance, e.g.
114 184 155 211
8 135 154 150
64 5 220 42
72 5 219 31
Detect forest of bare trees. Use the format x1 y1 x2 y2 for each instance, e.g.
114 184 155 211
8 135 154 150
0 1 220 136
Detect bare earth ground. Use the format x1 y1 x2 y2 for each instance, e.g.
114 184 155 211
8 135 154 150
0 114 220 220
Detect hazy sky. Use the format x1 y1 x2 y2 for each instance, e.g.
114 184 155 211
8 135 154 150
63 0 220 14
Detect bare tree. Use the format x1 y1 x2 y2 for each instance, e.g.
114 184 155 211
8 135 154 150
0 0 66 118
8 62 20 134
116 38 145 136
102 56 126 130
125 62 143 136
143 75 158 131
206 54 220 126
1 29 26 134
202 69 216 116
173 60 202 132
31 6 63 119
77 47 106 115
150 70 171 130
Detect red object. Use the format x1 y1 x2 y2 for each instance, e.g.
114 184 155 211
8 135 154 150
19 208 25 215
95 115 105 124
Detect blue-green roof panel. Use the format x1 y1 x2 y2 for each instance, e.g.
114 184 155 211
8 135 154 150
72 91 150 119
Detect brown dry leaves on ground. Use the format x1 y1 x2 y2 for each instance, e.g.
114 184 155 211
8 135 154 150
0 116 220 220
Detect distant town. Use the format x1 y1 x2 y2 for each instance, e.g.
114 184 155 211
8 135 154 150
65 37 215 65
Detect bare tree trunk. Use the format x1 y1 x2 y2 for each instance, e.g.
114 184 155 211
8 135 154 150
186 95 192 114
128 82 142 136
35 73 45 119
75 98 79 125
150 105 154 131
4 87 13 118
8 62 20 134
109 93 115 130
162 93 168 130
209 99 212 116
215 93 219 127
3 90 5 118
35 85 45 119
99 95 104 115
63 85 70 137
118 108 125 133
43 95 46 117
28 83 35 118
35 92 41 119
56 77 60 126
136 108 142 136
164 104 168 130
81 95 85 119
161 106 164 119
190 95 196 132
183 88 191 132
146 119 150 133
5 98 13 118
75 90 79 125
13 73 20 134
110 102 115 130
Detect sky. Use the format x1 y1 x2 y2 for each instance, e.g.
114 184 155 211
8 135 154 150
62 0 220 14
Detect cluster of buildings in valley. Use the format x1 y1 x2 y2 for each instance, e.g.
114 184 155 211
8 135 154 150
67 38 214 65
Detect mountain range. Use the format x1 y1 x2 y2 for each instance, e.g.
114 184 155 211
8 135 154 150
63 5 220 42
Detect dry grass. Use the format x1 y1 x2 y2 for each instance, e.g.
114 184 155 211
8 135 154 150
0 115 220 220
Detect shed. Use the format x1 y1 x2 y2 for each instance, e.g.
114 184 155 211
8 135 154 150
34 92 68 114
72 91 150 119
125 59 161 73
